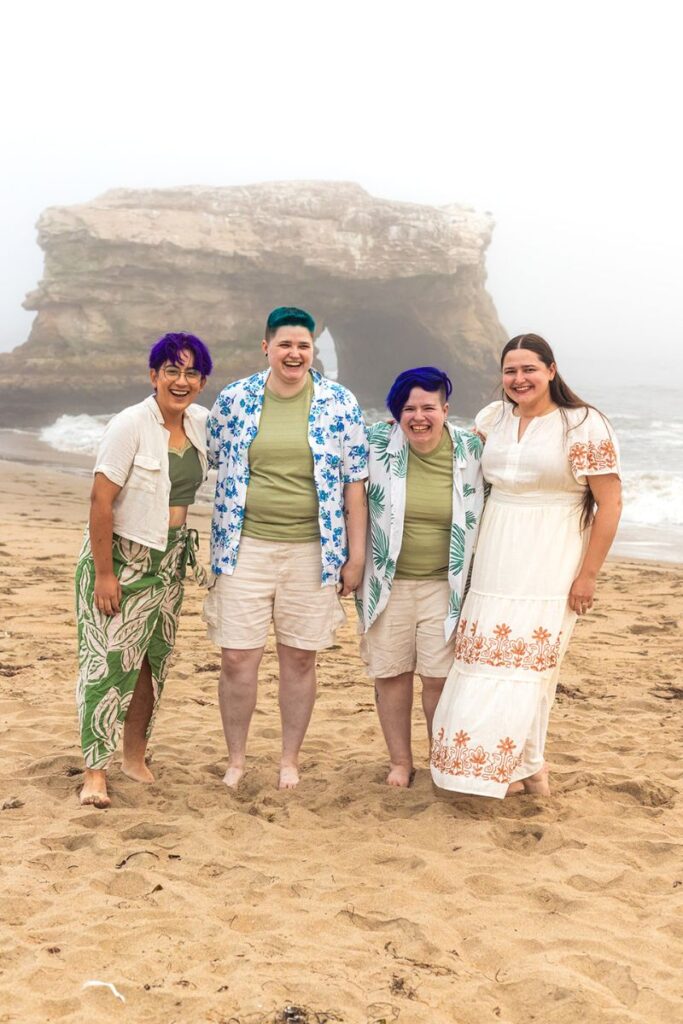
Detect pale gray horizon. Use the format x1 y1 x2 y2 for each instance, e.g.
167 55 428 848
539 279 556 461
2 0 681 388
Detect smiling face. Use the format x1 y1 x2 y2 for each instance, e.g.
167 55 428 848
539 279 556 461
399 386 449 453
262 324 314 393
501 348 556 410
150 348 205 416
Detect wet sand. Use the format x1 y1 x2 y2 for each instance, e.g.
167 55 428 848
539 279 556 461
0 459 682 1023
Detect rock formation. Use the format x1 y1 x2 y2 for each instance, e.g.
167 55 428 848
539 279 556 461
0 182 507 426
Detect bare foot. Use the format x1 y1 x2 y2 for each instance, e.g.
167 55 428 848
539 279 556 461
79 769 111 808
506 781 525 796
523 763 551 796
222 764 245 789
278 764 300 790
386 764 414 788
121 760 155 783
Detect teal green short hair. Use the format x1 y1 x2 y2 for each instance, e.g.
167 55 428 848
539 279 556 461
265 306 315 340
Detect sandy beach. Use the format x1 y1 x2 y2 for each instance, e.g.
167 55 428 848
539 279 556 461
1 458 682 1024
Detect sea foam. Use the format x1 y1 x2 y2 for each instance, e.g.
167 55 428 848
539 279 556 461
40 414 112 455
621 472 683 527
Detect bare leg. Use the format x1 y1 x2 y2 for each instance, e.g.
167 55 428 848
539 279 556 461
79 768 110 808
122 657 155 782
276 643 318 789
218 646 264 788
506 781 526 796
523 762 551 796
419 675 446 744
375 672 414 787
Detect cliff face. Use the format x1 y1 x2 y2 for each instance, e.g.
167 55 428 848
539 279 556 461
0 182 506 426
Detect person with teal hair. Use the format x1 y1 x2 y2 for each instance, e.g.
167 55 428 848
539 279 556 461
356 366 485 787
205 306 369 790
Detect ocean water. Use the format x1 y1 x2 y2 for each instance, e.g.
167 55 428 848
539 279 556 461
1 383 681 563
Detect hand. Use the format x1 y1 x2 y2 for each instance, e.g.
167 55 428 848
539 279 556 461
338 559 364 597
568 574 596 616
94 572 122 616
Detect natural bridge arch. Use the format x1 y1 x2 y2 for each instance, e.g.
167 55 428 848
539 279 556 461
0 182 506 426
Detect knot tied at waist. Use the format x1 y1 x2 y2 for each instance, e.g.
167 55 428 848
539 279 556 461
165 526 208 586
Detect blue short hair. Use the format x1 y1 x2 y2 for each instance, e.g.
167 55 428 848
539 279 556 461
386 366 453 421
149 332 213 376
265 306 315 340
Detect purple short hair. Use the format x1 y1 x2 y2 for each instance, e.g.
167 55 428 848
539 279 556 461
386 366 452 421
148 332 213 377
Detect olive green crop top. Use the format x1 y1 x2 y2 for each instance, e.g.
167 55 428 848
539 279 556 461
168 441 203 506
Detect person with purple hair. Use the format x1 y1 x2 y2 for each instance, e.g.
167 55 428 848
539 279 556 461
356 367 485 786
75 332 213 808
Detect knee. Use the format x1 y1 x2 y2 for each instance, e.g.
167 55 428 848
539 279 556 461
421 675 446 695
279 645 317 672
220 648 260 678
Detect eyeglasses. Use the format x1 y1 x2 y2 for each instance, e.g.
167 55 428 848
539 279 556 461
161 365 203 383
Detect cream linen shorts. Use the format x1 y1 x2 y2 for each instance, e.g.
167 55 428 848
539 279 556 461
360 579 454 678
203 536 345 650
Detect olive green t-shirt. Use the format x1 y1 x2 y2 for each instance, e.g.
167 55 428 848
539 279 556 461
242 376 320 542
395 429 453 580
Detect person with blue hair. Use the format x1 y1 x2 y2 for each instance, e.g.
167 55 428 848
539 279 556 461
205 306 368 790
356 366 485 787
76 332 213 808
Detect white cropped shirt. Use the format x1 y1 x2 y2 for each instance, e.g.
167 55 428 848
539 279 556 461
94 395 209 550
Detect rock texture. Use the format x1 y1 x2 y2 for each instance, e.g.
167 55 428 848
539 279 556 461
0 182 506 426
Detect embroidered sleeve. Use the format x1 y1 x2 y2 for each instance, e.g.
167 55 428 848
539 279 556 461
567 409 620 481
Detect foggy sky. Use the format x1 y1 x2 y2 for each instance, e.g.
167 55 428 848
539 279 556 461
2 0 680 387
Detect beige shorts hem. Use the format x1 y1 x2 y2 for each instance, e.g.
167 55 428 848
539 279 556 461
207 629 269 651
361 579 454 681
275 630 337 652
415 657 453 680
362 655 452 680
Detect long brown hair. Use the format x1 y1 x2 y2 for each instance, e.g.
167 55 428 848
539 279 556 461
500 333 602 529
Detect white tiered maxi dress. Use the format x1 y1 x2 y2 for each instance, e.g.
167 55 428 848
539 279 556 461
430 401 620 798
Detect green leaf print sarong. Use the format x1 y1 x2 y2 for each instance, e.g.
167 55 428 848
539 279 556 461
75 526 205 769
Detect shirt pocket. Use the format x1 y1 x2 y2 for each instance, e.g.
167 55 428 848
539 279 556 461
128 453 162 493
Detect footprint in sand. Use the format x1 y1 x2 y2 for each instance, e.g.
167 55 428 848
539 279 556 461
562 954 639 1007
43 832 97 852
120 822 181 841
491 821 546 853
101 869 161 899
606 779 676 808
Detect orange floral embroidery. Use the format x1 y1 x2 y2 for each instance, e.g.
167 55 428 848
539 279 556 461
455 619 562 672
568 438 617 473
431 729 523 784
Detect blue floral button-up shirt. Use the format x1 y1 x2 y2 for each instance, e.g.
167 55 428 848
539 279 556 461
207 369 368 585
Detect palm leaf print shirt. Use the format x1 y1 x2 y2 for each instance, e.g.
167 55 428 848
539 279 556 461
357 420 485 640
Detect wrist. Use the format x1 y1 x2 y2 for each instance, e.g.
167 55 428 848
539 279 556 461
345 555 364 567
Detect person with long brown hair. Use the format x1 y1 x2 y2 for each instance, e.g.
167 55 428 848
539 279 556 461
430 334 622 798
